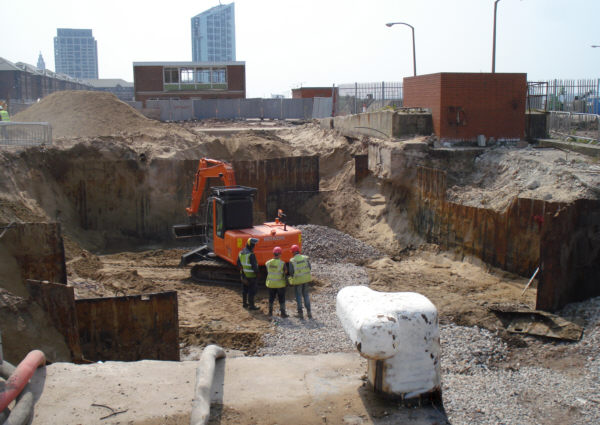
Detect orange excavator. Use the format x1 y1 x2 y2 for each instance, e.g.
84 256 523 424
173 158 302 284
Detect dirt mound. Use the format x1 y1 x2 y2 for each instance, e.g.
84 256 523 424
446 147 600 211
12 91 157 138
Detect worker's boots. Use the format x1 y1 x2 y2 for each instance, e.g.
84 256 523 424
307 309 313 319
296 310 304 320
268 303 274 317
248 295 259 311
280 306 289 318
242 293 248 309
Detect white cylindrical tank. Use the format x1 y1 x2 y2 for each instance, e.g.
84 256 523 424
336 286 441 399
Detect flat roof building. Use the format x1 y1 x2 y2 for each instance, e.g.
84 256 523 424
133 61 245 103
54 28 99 79
191 3 236 62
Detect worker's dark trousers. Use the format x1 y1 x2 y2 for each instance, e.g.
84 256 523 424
242 278 258 307
268 287 286 313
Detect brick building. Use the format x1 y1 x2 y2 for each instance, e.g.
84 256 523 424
403 72 527 142
292 86 338 101
133 61 245 103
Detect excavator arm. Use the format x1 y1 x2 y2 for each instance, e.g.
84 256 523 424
186 158 236 216
173 158 236 239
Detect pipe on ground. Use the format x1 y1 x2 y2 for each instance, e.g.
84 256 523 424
0 350 45 413
1 360 35 425
190 345 226 425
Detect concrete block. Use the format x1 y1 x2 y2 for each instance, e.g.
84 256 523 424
336 286 441 399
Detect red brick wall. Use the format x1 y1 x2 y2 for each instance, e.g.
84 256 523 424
226 65 245 94
292 87 338 99
404 74 442 135
404 73 527 141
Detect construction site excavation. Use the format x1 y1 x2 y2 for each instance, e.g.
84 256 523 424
1 90 600 425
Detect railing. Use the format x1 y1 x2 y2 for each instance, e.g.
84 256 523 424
548 111 599 144
544 79 600 114
337 82 403 115
0 122 52 147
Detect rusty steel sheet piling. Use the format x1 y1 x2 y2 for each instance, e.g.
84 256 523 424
411 166 600 312
25 280 83 362
75 291 180 362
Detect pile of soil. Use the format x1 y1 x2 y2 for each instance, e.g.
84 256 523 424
12 91 156 138
446 147 600 211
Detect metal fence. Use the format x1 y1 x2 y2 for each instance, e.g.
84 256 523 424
544 79 600 114
0 122 52 147
548 111 599 144
337 82 403 115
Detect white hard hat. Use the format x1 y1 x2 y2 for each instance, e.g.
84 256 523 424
0 106 3 110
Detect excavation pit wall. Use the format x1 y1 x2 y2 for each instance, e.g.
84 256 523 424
368 143 600 312
19 153 319 251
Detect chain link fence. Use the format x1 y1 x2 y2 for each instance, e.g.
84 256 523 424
0 122 52 147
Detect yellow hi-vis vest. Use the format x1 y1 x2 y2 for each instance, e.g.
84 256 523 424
289 254 311 285
239 251 256 278
265 258 286 288
0 110 9 122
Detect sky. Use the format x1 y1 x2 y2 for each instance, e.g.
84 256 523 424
2 0 599 98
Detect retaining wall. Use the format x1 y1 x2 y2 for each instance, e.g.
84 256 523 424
402 164 599 311
318 110 432 140
28 156 319 250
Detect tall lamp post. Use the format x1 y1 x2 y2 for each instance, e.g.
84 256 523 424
386 22 417 77
492 0 502 73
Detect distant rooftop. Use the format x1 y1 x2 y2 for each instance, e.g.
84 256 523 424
133 61 245 67
83 79 133 88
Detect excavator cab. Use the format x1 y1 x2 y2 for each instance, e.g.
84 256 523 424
205 186 257 251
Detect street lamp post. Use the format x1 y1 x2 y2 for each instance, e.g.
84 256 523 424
492 0 501 73
386 22 416 77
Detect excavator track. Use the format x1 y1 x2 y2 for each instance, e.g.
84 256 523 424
189 258 243 286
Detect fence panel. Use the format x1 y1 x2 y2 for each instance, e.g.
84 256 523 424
312 97 333 118
548 111 600 144
161 100 193 121
337 82 403 115
193 99 218 120
0 122 52 147
240 99 262 119
545 79 600 113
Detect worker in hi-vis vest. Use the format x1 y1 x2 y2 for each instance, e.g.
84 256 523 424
0 105 9 122
237 238 260 311
265 246 288 318
288 244 313 319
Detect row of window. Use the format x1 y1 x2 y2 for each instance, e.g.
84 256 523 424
164 67 227 85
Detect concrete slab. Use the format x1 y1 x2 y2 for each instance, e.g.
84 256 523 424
28 353 448 424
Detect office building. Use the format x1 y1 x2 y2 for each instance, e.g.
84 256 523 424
191 3 236 62
54 28 99 79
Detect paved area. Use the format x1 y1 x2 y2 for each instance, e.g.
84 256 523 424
28 352 447 424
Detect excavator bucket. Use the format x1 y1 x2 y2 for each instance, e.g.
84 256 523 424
172 223 206 239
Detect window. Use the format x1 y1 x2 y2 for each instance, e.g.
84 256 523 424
196 69 211 83
212 68 226 84
164 68 179 83
180 68 194 83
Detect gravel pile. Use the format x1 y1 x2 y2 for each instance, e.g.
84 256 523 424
256 225 600 425
295 224 383 263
